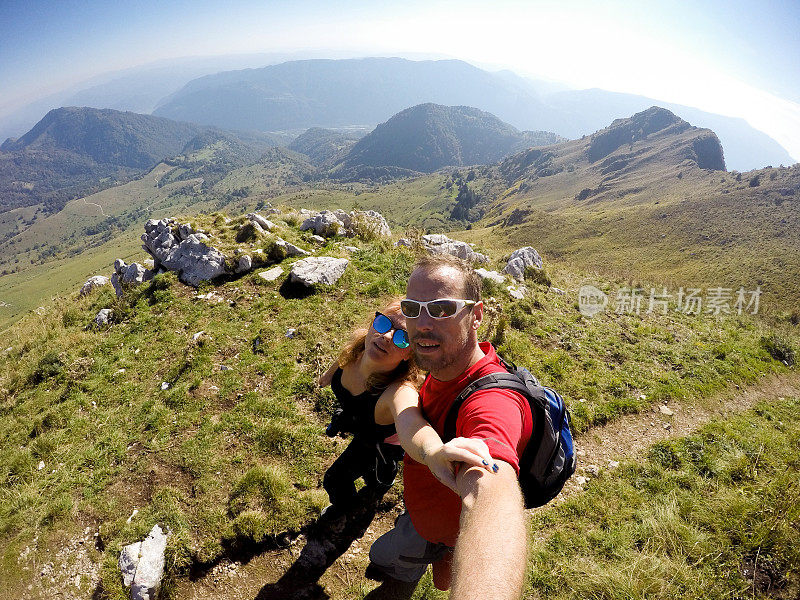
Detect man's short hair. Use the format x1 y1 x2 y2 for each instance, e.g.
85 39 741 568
412 254 482 302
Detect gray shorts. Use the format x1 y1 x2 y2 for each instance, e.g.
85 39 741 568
368 511 452 583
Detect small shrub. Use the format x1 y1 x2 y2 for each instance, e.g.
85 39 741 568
481 276 504 298
280 212 301 227
28 351 65 385
760 334 795 366
144 272 176 305
61 308 82 327
524 266 552 287
648 441 682 470
235 222 261 243
749 175 761 187
348 211 382 241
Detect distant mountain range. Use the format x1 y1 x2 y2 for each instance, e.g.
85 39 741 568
0 102 566 215
150 57 793 171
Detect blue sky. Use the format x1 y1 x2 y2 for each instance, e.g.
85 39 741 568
1 0 799 159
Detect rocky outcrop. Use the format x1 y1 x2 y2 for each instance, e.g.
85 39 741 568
691 133 726 171
300 209 391 239
111 259 154 297
141 219 228 286
504 247 543 280
340 210 392 238
290 257 349 287
272 238 310 260
258 266 283 282
80 275 109 295
300 211 343 237
421 234 489 264
475 268 506 284
247 212 276 231
236 255 253 273
587 107 688 162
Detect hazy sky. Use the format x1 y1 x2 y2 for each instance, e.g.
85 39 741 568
2 0 799 160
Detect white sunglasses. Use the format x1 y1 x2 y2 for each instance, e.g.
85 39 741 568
400 298 476 319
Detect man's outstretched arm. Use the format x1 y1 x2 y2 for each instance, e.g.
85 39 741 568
450 460 527 600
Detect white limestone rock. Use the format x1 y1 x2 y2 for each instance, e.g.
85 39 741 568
247 212 276 231
346 210 391 238
274 238 310 258
504 247 543 281
475 268 505 284
118 541 141 588
421 234 489 264
507 285 527 300
95 308 113 327
300 211 344 237
141 219 228 286
236 255 253 273
258 267 283 282
290 257 349 287
80 275 109 296
131 525 167 600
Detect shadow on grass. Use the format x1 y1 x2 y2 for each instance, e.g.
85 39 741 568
253 489 393 600
278 276 316 300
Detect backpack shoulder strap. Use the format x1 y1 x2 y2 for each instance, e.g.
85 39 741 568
442 371 541 441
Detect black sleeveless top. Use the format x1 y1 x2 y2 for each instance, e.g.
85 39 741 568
331 368 397 444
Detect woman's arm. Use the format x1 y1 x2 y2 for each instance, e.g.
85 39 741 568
318 360 339 388
382 383 497 493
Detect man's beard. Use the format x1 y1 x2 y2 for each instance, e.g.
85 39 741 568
412 333 466 375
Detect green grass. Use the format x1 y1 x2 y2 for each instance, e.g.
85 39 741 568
0 207 797 597
523 396 800 600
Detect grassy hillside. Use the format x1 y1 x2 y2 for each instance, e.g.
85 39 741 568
0 210 797 597
524 395 800 600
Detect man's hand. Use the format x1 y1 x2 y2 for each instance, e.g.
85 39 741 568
424 437 498 494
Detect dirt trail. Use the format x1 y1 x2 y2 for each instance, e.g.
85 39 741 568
176 371 800 599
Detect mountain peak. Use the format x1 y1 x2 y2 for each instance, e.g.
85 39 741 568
338 103 561 174
587 106 724 170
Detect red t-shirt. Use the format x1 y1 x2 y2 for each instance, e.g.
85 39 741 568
403 343 533 546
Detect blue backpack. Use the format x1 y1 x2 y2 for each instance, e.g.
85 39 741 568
441 357 577 508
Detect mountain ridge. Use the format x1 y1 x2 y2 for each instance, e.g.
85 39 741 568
151 57 792 171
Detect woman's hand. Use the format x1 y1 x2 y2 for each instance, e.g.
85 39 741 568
424 437 497 494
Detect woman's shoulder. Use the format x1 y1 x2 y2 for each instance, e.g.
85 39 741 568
318 360 340 387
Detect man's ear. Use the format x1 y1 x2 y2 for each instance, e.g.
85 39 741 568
471 301 484 330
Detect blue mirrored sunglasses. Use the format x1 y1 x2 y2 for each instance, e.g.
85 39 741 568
373 312 410 349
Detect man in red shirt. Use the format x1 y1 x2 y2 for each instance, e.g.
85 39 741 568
369 254 533 600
